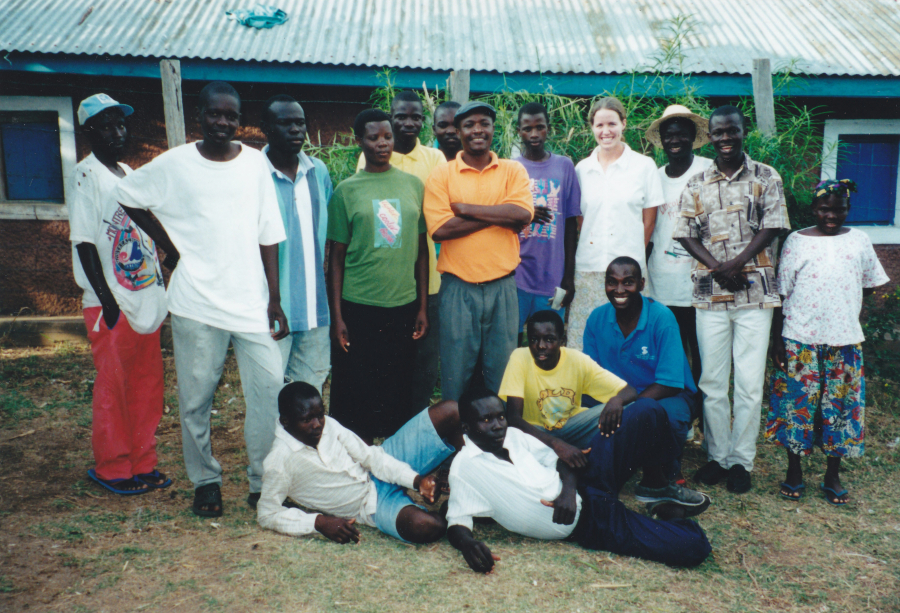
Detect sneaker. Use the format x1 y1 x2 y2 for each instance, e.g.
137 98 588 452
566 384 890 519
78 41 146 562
634 481 707 506
646 494 712 520
693 460 728 486
726 465 752 494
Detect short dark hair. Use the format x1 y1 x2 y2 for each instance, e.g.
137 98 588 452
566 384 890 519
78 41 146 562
659 116 697 141
607 255 642 278
353 109 392 138
518 101 549 125
458 386 500 424
198 81 240 112
436 101 461 114
709 105 745 126
391 90 423 110
278 381 321 422
526 310 564 338
262 94 299 124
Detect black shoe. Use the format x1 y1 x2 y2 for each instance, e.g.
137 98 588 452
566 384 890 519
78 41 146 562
693 461 728 486
726 465 752 494
247 492 261 510
647 494 712 520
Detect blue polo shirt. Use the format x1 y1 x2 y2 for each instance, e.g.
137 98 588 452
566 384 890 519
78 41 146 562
582 295 696 395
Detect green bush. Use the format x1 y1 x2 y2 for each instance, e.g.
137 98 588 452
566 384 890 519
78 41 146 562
862 286 900 382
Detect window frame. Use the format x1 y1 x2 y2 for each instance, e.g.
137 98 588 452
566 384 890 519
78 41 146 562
0 96 75 220
821 119 900 244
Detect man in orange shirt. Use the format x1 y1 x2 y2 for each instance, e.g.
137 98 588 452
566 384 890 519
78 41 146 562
424 101 549 401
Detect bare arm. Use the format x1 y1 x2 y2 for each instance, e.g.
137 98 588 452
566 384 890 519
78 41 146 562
327 241 350 352
260 244 288 340
561 216 578 307
120 205 179 270
598 385 638 437
451 203 532 230
638 383 682 401
643 207 658 247
506 397 589 468
412 232 429 341
447 525 497 573
430 217 492 242
75 242 120 329
769 305 786 371
539 459 579 525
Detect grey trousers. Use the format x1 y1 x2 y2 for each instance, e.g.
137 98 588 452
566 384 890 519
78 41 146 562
409 297 441 411
171 314 283 493
439 273 518 401
277 324 331 392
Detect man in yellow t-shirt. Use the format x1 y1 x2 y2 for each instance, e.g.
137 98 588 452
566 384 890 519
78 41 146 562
498 310 637 469
356 91 445 412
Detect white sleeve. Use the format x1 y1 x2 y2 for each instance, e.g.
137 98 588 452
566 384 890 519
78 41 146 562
860 234 890 288
257 157 287 246
776 235 798 297
516 430 560 469
256 462 320 537
113 156 166 212
643 158 666 209
68 165 102 245
446 468 493 531
335 423 418 490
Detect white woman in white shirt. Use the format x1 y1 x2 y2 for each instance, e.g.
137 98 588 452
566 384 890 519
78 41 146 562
567 97 665 350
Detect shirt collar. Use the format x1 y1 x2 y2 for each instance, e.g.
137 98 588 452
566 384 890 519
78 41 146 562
461 432 514 458
706 152 752 183
274 423 306 452
262 144 315 181
396 139 424 162
604 294 650 334
584 143 633 172
455 150 499 173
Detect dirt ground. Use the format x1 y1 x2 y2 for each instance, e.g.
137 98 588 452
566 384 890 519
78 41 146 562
1 342 899 613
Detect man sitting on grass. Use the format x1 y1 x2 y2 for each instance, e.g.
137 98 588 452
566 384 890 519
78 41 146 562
446 388 711 572
257 382 462 544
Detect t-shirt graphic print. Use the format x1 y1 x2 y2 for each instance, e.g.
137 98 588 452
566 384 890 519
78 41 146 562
104 206 163 292
374 199 403 248
537 387 577 430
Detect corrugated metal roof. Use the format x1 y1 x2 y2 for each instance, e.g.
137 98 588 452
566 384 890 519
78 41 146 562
1 0 898 77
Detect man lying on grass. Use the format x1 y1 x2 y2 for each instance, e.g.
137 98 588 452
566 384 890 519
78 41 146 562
446 388 712 571
257 381 463 544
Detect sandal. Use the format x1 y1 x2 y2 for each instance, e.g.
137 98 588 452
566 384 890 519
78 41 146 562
779 482 805 501
821 484 849 506
88 469 149 496
135 470 172 489
193 483 223 517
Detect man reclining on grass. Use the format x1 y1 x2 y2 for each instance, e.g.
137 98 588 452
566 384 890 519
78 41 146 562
257 381 462 544
446 388 712 571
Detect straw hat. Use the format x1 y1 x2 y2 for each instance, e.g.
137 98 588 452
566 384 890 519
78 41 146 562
645 105 709 149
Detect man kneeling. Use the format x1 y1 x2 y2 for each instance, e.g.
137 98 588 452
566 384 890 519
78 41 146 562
447 388 712 571
257 382 461 544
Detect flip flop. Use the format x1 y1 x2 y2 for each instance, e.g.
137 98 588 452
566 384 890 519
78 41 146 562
135 470 172 489
779 482 805 501
88 469 150 496
820 484 849 506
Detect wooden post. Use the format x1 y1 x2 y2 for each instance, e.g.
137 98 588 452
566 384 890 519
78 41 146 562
448 69 471 104
160 59 186 149
751 58 776 138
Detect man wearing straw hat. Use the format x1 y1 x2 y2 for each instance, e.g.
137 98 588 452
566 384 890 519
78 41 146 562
645 105 712 393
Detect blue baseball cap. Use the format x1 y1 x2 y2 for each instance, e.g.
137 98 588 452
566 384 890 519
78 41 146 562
453 101 496 126
77 93 134 126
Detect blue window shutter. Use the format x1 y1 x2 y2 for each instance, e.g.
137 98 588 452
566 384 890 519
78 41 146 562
836 135 899 225
1 122 65 202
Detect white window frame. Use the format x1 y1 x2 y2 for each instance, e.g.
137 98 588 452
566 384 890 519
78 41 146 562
821 119 900 245
0 96 75 220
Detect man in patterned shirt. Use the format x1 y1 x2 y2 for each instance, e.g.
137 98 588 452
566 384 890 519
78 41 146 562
673 105 790 494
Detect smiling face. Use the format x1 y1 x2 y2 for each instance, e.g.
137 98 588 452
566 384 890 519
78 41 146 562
462 396 508 453
518 113 549 154
198 93 240 146
605 262 645 311
433 107 461 156
358 120 394 167
85 107 127 157
528 321 563 370
391 100 424 149
264 101 307 155
458 113 495 156
660 118 695 164
812 194 850 235
708 112 745 166
281 397 326 448
591 108 625 150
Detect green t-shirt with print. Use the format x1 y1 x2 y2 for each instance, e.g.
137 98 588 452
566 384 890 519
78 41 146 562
327 167 426 308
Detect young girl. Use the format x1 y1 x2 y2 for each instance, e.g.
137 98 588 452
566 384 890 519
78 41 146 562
767 179 889 505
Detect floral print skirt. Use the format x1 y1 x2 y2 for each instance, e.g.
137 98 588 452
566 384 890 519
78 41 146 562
766 337 865 458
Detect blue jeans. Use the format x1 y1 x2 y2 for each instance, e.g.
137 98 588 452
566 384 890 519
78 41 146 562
277 325 331 392
517 287 564 332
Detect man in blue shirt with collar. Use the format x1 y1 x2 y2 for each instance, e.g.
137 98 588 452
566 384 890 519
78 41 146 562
583 256 699 481
262 95 333 392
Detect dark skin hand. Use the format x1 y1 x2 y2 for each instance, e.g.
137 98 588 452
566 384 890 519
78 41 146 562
678 228 780 292
315 515 360 544
260 243 289 340
598 385 638 437
413 232 429 341
561 216 578 306
119 206 180 270
76 242 121 329
539 459 579 525
327 241 350 352
447 525 501 573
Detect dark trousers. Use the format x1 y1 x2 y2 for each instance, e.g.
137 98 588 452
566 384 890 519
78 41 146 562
574 399 712 568
329 299 417 439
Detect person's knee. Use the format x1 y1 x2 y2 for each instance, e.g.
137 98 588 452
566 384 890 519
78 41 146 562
428 400 460 438
399 511 447 544
677 533 712 568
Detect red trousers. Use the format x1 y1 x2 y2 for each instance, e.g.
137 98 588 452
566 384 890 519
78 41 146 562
84 307 164 481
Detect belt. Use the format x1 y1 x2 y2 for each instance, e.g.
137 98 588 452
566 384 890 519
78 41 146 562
445 271 515 286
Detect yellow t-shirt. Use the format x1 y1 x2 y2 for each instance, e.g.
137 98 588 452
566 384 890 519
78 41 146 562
498 347 627 431
357 139 445 295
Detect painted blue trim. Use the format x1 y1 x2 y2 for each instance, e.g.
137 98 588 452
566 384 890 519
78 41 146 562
3 52 900 98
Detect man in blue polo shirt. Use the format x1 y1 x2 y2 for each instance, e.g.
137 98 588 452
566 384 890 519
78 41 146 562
583 256 699 480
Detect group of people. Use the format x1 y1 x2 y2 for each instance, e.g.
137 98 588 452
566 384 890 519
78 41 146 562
68 80 888 573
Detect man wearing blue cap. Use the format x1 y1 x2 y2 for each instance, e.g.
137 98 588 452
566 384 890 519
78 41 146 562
423 101 550 401
69 94 171 496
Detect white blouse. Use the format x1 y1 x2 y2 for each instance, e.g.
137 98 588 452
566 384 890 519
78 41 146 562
574 144 665 275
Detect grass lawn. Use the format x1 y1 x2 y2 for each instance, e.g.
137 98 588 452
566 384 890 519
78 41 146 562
1 341 898 613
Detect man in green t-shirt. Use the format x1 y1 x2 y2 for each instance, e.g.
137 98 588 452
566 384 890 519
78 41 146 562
326 109 429 442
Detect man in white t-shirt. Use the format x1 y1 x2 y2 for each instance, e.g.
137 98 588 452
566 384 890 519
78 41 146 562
645 105 713 388
69 94 170 497
116 82 289 518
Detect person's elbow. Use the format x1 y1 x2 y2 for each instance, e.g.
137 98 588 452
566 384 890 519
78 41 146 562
513 206 534 225
431 223 451 242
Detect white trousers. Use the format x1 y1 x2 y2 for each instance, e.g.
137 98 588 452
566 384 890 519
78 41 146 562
696 308 773 472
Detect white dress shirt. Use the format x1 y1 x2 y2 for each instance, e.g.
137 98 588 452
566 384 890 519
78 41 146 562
574 144 665 276
447 429 582 540
257 419 418 536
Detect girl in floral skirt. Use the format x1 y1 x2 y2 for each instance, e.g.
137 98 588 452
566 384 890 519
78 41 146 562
767 179 889 505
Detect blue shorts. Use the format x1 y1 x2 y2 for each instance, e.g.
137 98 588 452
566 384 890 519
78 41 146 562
371 408 455 542
517 287 564 331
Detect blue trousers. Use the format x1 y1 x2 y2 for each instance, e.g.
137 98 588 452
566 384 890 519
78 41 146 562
574 399 712 568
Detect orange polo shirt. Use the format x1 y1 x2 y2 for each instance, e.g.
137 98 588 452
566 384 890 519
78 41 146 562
424 152 533 284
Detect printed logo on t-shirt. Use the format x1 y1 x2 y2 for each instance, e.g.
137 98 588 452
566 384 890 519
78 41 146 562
373 199 402 248
537 387 577 429
635 346 655 361
103 207 162 291
520 179 560 241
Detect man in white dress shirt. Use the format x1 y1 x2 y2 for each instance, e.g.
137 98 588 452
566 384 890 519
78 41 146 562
446 388 711 572
257 382 462 544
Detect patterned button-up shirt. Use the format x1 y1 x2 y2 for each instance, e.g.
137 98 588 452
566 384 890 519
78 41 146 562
673 154 790 311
